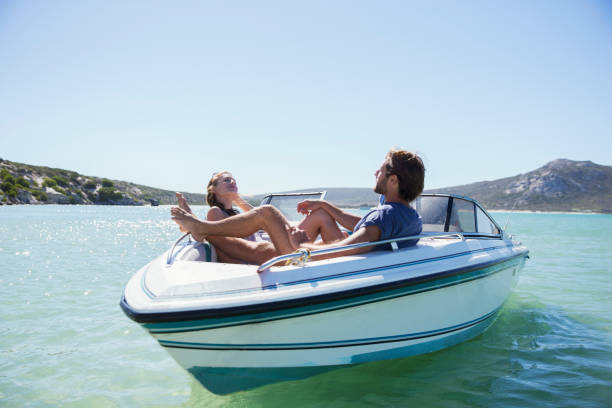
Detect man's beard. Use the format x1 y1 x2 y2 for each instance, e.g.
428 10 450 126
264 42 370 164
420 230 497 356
374 179 385 195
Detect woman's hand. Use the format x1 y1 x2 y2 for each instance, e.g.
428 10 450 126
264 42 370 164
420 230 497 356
233 193 254 212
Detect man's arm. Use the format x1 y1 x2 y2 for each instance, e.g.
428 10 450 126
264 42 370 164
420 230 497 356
297 200 362 231
299 225 381 260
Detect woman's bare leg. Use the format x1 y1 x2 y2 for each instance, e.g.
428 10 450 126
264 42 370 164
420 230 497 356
214 245 245 264
171 205 300 255
298 209 345 243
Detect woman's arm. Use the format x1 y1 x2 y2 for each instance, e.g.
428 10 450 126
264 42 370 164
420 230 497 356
233 195 254 212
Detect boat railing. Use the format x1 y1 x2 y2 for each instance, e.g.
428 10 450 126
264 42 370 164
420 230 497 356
166 232 191 266
256 232 465 272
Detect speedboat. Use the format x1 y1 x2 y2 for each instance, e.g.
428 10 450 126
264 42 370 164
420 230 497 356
120 193 528 394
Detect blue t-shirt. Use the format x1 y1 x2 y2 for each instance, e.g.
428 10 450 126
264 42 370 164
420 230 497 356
353 202 422 249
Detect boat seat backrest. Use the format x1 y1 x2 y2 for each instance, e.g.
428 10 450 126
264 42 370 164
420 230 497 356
174 241 218 262
422 223 445 232
422 223 462 232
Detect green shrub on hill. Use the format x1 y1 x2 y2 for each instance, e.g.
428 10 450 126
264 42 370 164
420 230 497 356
1 182 17 198
53 186 66 195
16 176 30 188
42 178 57 188
32 190 48 202
83 181 97 189
97 187 123 202
2 174 15 185
0 169 11 180
101 179 114 188
52 175 70 187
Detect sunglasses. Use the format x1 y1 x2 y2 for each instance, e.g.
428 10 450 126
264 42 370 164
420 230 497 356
211 172 236 184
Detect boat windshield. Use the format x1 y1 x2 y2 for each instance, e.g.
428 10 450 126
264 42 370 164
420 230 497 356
260 192 327 223
413 195 500 235
412 196 449 232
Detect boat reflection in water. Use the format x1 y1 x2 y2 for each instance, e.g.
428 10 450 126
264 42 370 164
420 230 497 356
121 193 529 394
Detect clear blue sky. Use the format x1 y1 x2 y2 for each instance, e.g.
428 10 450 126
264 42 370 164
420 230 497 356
1 1 611 195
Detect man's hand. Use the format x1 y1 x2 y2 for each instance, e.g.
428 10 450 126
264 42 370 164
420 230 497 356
297 199 326 215
288 226 309 249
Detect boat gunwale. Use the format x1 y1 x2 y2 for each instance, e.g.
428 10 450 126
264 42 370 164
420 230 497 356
121 248 528 325
146 240 515 300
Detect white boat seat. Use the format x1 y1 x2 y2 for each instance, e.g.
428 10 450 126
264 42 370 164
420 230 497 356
422 224 462 232
174 241 218 262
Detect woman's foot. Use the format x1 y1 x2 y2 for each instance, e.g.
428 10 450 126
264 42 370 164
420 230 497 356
171 207 207 242
176 192 193 214
175 193 193 233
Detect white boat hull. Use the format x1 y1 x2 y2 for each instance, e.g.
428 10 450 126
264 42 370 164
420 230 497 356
122 228 527 394
155 261 520 369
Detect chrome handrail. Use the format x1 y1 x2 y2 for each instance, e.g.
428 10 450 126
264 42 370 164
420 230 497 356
166 232 191 266
256 232 464 272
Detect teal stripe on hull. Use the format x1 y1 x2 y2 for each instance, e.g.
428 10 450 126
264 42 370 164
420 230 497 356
188 365 342 395
184 312 498 395
145 255 524 333
143 243 514 300
350 311 496 363
158 306 500 350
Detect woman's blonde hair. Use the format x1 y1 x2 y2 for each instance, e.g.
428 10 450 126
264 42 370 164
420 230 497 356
206 171 238 216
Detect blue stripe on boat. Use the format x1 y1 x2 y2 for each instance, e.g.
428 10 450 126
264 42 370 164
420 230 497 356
157 307 500 350
183 315 498 394
139 254 525 333
142 243 515 300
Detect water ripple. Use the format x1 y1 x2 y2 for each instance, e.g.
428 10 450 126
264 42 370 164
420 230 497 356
0 207 610 407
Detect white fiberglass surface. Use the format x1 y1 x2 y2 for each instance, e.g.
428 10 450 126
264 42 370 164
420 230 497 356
127 237 517 313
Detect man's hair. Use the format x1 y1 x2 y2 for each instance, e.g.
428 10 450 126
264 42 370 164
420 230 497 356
385 148 425 202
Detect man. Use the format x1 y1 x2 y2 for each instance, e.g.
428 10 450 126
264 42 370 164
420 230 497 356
171 148 424 265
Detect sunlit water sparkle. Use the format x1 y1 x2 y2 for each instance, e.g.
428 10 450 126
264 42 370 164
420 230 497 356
1 206 610 407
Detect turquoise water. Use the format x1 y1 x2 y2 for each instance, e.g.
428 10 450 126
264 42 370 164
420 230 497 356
1 205 611 407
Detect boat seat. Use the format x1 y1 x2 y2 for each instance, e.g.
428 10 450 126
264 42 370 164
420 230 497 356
173 241 218 263
422 224 462 232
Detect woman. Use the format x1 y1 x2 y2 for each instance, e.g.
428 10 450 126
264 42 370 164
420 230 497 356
175 171 346 264
175 171 276 264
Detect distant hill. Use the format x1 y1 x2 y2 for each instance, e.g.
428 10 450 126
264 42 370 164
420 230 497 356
0 158 204 206
246 159 612 213
2 158 610 213
426 159 612 213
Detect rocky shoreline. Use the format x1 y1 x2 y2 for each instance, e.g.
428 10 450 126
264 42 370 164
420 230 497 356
2 158 611 213
0 159 204 206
